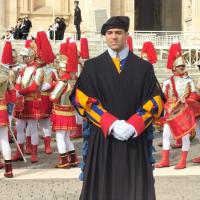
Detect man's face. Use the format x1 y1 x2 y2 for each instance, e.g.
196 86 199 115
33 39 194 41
105 28 128 52
174 65 185 74
22 55 34 64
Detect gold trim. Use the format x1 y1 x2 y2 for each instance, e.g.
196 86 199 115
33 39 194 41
25 97 41 101
41 91 50 96
53 104 74 111
53 110 76 116
0 105 7 110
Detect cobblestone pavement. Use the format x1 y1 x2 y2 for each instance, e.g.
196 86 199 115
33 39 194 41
0 131 200 200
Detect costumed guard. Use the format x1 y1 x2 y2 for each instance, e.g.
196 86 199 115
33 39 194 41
70 37 89 139
0 41 17 177
141 40 158 166
12 47 44 163
36 31 57 154
191 61 200 163
1 42 19 143
70 16 164 200
50 55 79 168
155 42 198 169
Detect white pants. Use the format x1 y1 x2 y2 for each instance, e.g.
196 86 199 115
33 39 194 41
56 130 75 154
0 127 11 160
195 119 200 142
162 123 190 151
38 118 51 137
8 115 12 129
16 119 38 145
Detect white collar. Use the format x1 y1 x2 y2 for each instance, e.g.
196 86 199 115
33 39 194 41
107 46 129 60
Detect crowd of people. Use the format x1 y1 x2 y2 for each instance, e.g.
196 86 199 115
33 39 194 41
0 31 89 178
1 15 200 200
1 16 32 40
48 17 67 40
1 1 82 41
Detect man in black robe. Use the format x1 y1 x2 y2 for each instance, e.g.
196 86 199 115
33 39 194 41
74 1 82 40
70 16 164 200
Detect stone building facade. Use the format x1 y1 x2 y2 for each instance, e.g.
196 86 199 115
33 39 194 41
0 0 200 34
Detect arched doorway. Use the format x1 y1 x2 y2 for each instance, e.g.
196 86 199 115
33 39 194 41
135 0 182 31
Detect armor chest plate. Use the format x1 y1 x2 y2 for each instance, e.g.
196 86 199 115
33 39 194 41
0 68 9 98
21 66 35 88
43 66 53 83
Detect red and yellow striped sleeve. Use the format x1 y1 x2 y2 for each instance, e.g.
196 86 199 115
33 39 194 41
71 88 118 138
127 95 163 136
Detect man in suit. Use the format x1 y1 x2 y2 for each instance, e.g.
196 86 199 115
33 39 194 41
74 1 82 40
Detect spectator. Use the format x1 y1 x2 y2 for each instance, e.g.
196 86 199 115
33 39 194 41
21 16 32 40
14 18 23 39
74 1 82 40
55 17 66 40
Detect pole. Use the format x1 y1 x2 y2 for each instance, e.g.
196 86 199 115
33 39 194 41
9 127 27 163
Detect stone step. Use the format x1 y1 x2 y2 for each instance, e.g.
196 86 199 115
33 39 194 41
0 168 200 200
1 40 200 84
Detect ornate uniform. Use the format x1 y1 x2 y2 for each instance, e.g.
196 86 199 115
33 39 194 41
12 48 44 163
40 64 59 118
50 76 77 132
0 65 14 178
14 63 44 119
50 55 79 169
37 64 59 154
190 68 200 163
155 52 198 169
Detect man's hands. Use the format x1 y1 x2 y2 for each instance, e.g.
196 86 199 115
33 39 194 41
109 120 135 141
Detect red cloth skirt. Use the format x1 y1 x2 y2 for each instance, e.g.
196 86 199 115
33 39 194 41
0 101 9 126
40 94 53 118
51 104 77 131
14 96 43 120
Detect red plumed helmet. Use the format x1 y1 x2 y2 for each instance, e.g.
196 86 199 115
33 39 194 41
36 31 55 64
80 37 89 59
141 41 157 64
167 42 182 70
1 41 13 65
66 41 78 72
127 36 133 52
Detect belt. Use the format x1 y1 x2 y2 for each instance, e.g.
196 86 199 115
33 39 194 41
53 110 76 117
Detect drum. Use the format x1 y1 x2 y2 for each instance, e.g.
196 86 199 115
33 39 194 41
167 103 196 139
187 99 200 117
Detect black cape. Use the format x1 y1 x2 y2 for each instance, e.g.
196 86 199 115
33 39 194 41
72 51 163 200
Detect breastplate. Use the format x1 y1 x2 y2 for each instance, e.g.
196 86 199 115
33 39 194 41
0 67 9 98
21 66 35 88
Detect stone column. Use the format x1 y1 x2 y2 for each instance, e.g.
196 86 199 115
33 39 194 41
0 0 5 31
192 0 200 31
124 0 135 33
24 0 30 13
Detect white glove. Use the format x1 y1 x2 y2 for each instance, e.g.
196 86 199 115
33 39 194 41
41 82 51 91
110 120 135 141
16 91 23 97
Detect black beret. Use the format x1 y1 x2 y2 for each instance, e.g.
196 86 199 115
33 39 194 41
101 16 130 35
